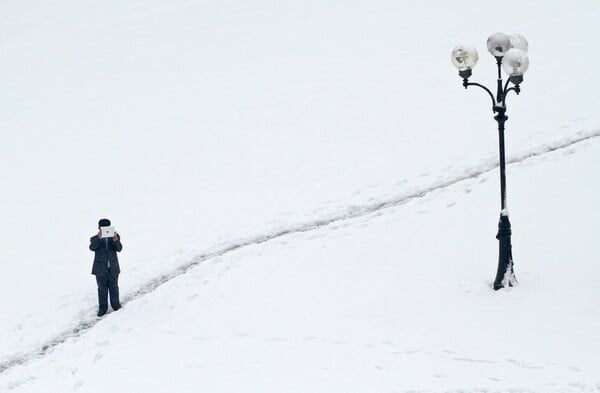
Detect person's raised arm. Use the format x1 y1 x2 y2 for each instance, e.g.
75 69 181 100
113 234 123 252
89 231 102 251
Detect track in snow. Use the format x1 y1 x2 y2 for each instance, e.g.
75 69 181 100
1 129 598 376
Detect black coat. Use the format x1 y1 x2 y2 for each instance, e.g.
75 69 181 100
90 235 123 275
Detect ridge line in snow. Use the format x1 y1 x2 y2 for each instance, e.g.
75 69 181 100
1 128 598 376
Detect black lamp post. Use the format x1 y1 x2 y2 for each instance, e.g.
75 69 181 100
451 33 530 290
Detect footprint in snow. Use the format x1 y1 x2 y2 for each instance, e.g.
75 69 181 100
506 358 543 369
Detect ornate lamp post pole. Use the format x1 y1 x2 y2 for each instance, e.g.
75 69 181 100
451 33 530 290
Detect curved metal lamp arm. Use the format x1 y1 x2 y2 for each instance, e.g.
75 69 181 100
503 75 523 96
502 74 523 106
465 82 497 111
502 86 521 107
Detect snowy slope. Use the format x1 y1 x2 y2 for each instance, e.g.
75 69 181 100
2 128 599 393
1 0 599 392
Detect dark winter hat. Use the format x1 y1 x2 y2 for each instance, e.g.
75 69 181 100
98 218 111 227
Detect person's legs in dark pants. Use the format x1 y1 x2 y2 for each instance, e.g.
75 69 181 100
96 273 109 316
107 269 121 311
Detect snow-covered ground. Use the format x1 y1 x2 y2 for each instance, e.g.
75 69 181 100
1 1 599 392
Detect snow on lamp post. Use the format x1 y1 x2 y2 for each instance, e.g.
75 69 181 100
451 32 530 290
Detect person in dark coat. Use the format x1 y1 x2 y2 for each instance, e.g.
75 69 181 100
90 218 123 317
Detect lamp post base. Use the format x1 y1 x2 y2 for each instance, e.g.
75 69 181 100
493 214 517 290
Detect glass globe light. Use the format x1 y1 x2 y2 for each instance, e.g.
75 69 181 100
451 45 479 71
509 34 529 53
487 32 511 57
502 48 529 76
